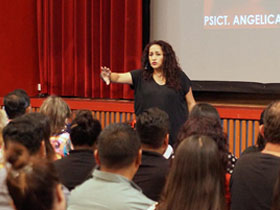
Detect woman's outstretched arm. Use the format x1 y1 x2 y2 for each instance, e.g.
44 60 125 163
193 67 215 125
100 66 133 85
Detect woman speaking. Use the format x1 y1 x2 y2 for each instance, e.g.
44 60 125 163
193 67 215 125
101 40 196 145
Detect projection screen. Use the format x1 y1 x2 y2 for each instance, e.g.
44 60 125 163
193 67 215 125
150 0 280 84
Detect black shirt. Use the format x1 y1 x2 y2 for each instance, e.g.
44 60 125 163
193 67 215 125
130 69 191 145
54 149 96 191
133 150 170 201
230 152 280 210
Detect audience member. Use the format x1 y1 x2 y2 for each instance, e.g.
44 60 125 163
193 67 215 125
40 95 71 158
178 116 234 174
230 101 280 210
133 107 170 201
241 109 266 156
177 115 234 208
54 110 101 191
22 112 55 161
68 123 155 210
3 89 31 120
189 102 221 122
6 159 66 210
154 135 225 210
0 113 52 210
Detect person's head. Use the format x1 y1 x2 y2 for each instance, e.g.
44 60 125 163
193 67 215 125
6 159 65 210
39 95 71 135
136 107 169 152
142 40 181 90
4 89 30 119
13 89 31 109
158 135 225 210
263 101 280 144
189 103 221 122
21 112 55 161
177 116 228 172
70 110 101 148
95 123 141 171
2 113 48 168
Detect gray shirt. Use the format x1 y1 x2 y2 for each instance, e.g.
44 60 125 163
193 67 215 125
68 169 155 210
0 168 13 210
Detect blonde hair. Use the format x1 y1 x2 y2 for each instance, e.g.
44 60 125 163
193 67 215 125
39 96 71 135
0 110 8 148
0 110 8 131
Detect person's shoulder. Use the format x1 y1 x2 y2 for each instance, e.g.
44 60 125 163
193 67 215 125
123 188 156 210
54 155 69 167
235 152 270 168
240 146 259 157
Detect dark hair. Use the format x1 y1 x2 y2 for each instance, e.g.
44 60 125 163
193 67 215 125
177 117 229 172
136 107 169 149
70 110 101 147
256 109 266 150
6 159 61 210
40 95 71 135
141 40 182 90
263 101 280 143
3 114 45 156
189 103 221 122
13 89 30 107
97 123 141 169
158 135 225 210
21 112 55 161
4 89 30 119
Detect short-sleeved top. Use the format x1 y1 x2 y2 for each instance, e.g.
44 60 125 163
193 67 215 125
230 152 280 210
130 69 191 145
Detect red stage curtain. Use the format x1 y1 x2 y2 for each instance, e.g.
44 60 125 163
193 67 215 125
36 0 142 99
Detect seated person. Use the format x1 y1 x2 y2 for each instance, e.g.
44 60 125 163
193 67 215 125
68 123 155 210
3 89 31 120
180 103 237 174
40 95 71 158
152 135 225 210
178 115 233 208
54 110 101 191
133 107 170 201
0 113 53 210
231 101 280 210
6 159 66 210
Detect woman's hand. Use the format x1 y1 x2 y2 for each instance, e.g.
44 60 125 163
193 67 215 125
100 66 111 85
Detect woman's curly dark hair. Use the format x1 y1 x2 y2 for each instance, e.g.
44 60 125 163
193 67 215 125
177 116 229 173
141 40 182 90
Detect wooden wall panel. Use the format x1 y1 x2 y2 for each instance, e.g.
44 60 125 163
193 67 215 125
0 98 265 157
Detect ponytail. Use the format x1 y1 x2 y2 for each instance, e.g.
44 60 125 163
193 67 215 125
6 157 59 210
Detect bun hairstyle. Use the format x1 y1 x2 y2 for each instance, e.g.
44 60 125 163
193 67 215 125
6 157 60 210
70 110 101 147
